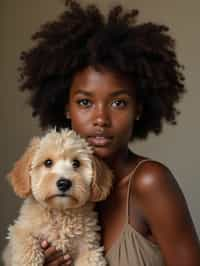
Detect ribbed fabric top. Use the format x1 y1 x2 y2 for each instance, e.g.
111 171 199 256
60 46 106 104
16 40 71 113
105 159 165 266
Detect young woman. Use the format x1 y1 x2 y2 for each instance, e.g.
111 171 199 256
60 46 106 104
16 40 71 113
18 1 200 265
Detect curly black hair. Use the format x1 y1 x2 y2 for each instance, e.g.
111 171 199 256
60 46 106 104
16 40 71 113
19 0 185 139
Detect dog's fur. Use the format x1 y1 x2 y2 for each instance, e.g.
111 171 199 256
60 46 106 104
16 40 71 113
3 129 113 266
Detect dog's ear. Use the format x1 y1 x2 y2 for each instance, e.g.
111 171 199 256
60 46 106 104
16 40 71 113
8 137 40 198
90 156 113 202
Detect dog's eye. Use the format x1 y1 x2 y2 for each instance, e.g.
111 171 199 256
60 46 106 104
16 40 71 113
72 159 80 169
44 159 53 168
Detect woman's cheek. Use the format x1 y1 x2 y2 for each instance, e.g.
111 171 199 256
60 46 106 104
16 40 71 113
70 113 91 135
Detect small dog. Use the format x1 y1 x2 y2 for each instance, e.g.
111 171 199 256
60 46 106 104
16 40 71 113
3 129 113 266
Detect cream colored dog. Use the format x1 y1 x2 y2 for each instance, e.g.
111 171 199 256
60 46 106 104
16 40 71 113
3 129 113 266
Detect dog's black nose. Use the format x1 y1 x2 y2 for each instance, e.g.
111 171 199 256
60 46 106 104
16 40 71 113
56 178 72 192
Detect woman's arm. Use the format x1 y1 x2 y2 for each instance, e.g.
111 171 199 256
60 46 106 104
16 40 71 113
133 161 200 266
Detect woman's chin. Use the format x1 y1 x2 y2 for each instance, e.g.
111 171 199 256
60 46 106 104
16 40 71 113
93 146 115 159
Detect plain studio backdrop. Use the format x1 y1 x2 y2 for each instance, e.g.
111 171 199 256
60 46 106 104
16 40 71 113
0 0 199 257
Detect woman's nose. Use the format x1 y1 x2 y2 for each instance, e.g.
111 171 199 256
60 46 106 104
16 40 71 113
93 106 111 127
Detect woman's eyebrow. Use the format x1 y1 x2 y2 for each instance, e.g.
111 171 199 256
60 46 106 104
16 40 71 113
73 89 93 96
110 89 131 97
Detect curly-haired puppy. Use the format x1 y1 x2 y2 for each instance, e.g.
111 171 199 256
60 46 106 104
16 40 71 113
3 129 113 266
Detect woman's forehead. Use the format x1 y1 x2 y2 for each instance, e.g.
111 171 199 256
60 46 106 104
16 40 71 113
70 66 135 96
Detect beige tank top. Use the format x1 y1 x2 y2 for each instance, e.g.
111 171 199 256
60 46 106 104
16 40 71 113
105 159 165 266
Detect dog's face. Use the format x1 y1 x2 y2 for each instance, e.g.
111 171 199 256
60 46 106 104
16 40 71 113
31 130 93 209
8 129 113 210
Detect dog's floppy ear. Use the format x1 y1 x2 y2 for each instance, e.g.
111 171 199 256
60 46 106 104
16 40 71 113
8 137 40 198
90 156 113 202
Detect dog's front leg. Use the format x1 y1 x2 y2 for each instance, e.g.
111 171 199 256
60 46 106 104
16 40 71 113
8 225 44 266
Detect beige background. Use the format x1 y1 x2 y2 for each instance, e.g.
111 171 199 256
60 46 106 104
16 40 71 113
0 0 199 257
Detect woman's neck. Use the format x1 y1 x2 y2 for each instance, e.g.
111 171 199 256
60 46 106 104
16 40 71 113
104 149 138 184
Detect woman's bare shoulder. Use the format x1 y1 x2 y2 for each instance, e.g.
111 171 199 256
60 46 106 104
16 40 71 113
131 159 189 219
131 160 200 265
132 160 180 197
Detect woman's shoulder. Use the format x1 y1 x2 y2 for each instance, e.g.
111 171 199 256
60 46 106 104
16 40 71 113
131 159 183 204
130 160 200 264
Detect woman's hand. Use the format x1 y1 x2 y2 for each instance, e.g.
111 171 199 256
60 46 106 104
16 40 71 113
41 240 72 265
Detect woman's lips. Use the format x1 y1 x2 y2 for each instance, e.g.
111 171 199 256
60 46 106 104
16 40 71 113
87 136 112 146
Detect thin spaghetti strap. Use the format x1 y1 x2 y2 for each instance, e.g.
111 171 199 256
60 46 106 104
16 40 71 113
126 159 152 223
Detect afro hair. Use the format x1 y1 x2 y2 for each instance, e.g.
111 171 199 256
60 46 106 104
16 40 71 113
18 0 186 139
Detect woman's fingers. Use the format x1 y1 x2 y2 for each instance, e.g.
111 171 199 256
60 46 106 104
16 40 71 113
41 240 72 266
44 246 61 261
41 240 51 250
63 255 73 265
44 254 72 265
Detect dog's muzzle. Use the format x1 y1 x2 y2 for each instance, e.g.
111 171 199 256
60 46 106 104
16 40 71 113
56 178 72 192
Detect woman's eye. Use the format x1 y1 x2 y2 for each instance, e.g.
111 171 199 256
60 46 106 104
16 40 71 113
77 99 92 108
72 159 81 169
44 159 53 168
111 99 127 108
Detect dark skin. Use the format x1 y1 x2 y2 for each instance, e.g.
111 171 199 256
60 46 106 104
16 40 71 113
41 66 200 265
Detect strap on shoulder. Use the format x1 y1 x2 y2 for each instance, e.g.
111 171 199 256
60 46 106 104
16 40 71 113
126 159 152 222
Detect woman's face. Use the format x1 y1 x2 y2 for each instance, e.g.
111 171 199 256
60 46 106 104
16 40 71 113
67 66 139 159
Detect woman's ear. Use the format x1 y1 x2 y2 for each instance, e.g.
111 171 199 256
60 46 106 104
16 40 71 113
66 111 71 119
90 156 113 202
136 104 143 121
7 137 40 198
65 104 71 119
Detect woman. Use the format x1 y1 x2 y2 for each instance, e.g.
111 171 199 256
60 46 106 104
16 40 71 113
18 1 200 265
